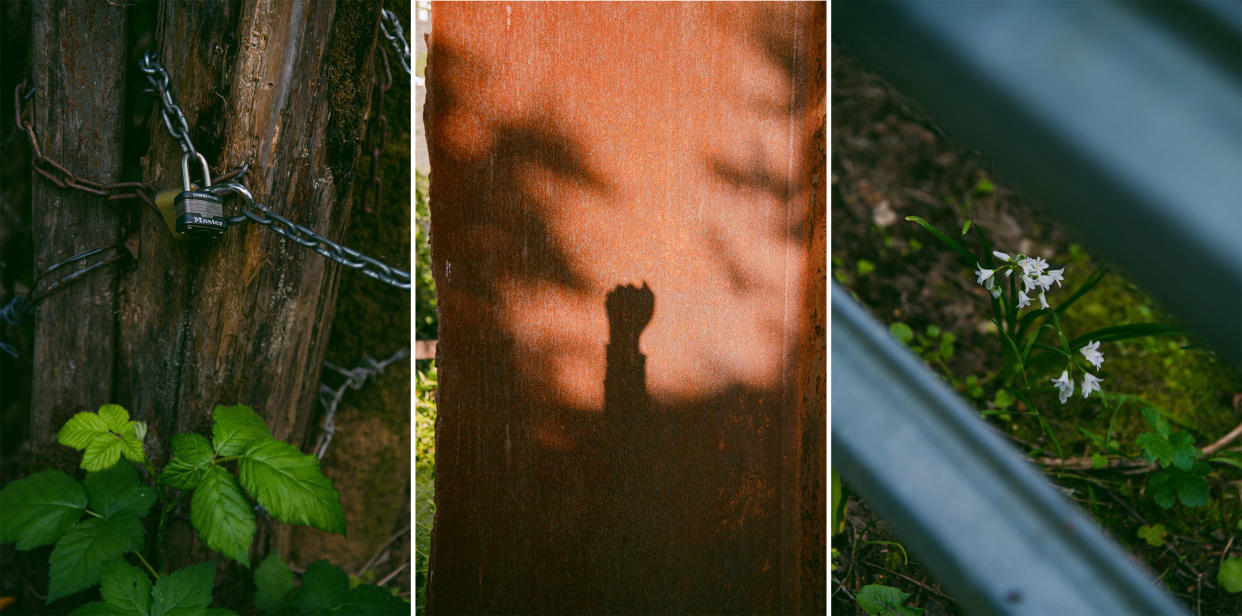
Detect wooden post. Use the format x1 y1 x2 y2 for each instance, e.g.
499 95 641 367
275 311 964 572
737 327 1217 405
426 3 827 612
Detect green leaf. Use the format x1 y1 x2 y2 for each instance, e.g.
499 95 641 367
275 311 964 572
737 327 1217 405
83 436 125 472
960 219 971 235
974 178 995 194
1136 432 1173 467
905 216 978 268
254 552 296 614
993 389 1015 410
97 404 131 434
1090 453 1108 470
121 435 147 465
857 259 875 276
238 440 346 535
1137 524 1167 547
1175 473 1209 508
85 463 156 519
58 412 110 450
48 514 144 602
151 561 216 616
889 322 914 345
1208 454 1242 471
1139 406 1171 438
1167 432 1197 471
340 585 410 615
67 602 115 616
857 584 923 616
98 559 153 616
295 560 350 614
1147 470 1176 510
190 467 255 566
0 470 87 550
1068 323 1185 349
212 405 273 456
161 433 216 491
1221 558 1242 594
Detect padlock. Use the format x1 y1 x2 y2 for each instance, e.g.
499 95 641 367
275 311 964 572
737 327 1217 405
172 152 228 238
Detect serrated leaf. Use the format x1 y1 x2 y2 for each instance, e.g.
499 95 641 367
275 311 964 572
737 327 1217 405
1219 557 1242 593
1167 431 1197 471
340 584 409 615
83 436 125 472
239 440 345 535
1136 432 1174 468
191 467 255 566
151 561 215 616
0 470 87 549
295 560 349 614
97 405 131 433
161 433 216 491
254 552 295 614
212 405 273 456
98 559 152 616
1137 524 1167 547
1139 406 1170 438
1148 471 1176 509
121 435 147 465
48 514 144 602
58 412 110 450
85 463 156 519
67 602 115 616
857 584 923 616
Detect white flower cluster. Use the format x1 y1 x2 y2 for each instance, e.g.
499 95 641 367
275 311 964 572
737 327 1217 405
1050 341 1105 404
974 251 1065 310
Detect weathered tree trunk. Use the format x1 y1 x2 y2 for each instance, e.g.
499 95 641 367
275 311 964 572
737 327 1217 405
27 0 380 590
29 1 128 469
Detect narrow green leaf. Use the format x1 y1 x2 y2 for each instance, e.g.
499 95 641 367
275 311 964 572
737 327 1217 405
161 433 216 491
98 559 153 616
82 436 125 472
906 216 978 267
85 463 156 519
151 561 216 616
97 405 131 434
1219 557 1242 594
238 440 346 535
1068 323 1185 348
212 405 273 456
47 514 144 602
960 219 971 236
340 584 410 615
190 467 256 566
294 560 349 614
0 470 87 549
58 412 110 450
1208 455 1242 471
254 552 296 614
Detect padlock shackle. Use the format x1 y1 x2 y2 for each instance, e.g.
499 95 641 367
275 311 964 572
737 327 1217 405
204 181 256 225
180 152 212 192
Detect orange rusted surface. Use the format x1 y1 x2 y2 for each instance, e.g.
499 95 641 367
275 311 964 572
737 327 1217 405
426 3 825 613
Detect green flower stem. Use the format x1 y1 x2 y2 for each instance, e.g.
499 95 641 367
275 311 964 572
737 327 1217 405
84 508 104 519
134 550 160 580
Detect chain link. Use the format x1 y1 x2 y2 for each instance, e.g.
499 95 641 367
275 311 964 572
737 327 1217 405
314 347 411 458
139 51 202 161
380 9 412 76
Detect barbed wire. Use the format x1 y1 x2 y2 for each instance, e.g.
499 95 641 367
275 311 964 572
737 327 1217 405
314 347 411 459
1 242 132 358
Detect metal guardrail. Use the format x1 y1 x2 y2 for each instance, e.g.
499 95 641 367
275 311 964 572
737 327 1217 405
832 1 1242 612
836 0 1242 365
833 287 1188 615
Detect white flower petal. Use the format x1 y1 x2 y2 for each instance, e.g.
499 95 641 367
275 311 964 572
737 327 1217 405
1017 290 1031 309
1039 292 1049 309
1081 373 1102 398
992 250 1011 262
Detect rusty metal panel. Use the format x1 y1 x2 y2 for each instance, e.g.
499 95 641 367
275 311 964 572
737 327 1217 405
425 2 826 613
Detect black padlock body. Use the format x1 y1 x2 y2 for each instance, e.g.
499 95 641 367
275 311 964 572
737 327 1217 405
173 190 228 238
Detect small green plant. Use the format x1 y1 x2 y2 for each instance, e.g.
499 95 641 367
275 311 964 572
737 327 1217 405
856 584 923 616
907 216 1208 509
1219 557 1242 594
0 403 407 613
1137 524 1167 547
253 552 406 614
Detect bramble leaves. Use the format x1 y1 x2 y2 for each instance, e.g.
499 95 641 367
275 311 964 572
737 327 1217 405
47 514 144 602
857 584 923 616
98 559 152 615
74 561 236 616
212 404 272 457
1147 462 1211 509
254 553 297 613
239 440 346 535
0 470 87 550
1219 558 1242 594
151 561 218 615
190 467 256 566
85 463 156 519
58 404 147 471
257 555 407 615
161 433 216 491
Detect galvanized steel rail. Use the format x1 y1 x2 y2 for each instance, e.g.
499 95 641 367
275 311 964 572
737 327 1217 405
833 287 1188 615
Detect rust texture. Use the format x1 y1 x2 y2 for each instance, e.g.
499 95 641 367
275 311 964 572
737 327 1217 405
426 3 826 613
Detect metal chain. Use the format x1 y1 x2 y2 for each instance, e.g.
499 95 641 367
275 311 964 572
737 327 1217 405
380 9 412 75
138 50 202 161
13 80 248 213
314 347 411 459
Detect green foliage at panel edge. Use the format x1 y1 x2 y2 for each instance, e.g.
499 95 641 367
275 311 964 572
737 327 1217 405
254 554 408 615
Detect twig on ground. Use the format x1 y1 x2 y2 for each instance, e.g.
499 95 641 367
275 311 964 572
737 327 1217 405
860 560 956 603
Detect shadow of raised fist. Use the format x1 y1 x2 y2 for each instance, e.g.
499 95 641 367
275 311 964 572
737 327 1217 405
606 281 655 338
